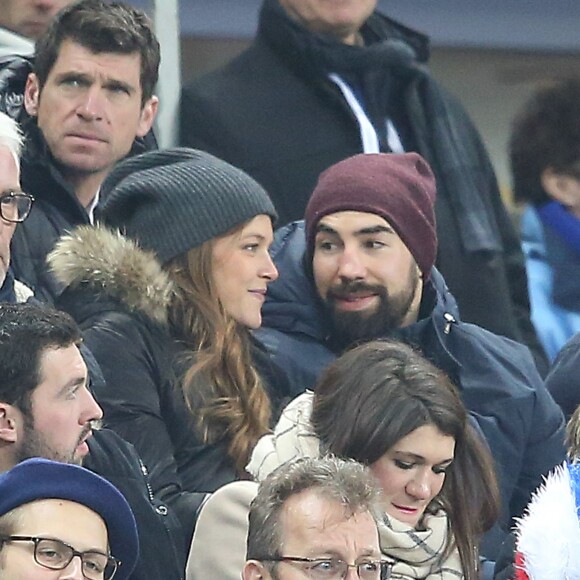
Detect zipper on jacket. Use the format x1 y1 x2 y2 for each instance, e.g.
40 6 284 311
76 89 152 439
139 458 167 514
138 459 183 578
443 312 457 335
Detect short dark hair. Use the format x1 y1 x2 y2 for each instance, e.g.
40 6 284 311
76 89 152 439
510 77 580 205
311 340 499 580
0 303 81 415
246 456 382 573
34 0 160 104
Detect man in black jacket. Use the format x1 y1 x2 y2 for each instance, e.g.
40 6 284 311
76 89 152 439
9 0 159 302
0 302 203 580
180 0 546 371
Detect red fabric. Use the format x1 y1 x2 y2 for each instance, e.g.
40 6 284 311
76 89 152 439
514 551 529 580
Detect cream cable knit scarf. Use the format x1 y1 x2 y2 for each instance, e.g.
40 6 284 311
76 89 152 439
247 392 464 579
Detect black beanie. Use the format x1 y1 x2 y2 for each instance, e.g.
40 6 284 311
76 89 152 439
99 148 277 264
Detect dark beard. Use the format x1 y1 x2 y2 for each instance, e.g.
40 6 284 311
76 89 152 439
16 413 91 466
325 270 420 351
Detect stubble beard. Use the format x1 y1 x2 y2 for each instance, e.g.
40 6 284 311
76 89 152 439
16 413 92 466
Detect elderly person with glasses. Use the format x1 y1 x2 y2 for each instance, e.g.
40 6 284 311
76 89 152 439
0 111 34 303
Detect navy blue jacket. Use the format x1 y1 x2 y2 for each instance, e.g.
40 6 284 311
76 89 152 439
256 222 565 537
545 332 580 422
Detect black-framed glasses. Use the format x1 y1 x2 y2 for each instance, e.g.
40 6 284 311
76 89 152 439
0 535 120 580
0 191 34 223
257 556 393 579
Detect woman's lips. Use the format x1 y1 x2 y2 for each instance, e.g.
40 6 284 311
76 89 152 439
392 503 419 515
249 289 266 302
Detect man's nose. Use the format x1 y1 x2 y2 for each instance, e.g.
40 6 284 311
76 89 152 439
81 387 103 423
59 554 84 579
76 86 105 121
337 248 366 280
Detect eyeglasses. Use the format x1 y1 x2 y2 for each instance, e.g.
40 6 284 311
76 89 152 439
258 556 393 579
0 535 120 580
0 191 34 223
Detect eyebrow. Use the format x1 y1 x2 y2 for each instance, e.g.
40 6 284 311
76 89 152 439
316 223 395 236
395 451 454 465
57 375 87 398
306 548 382 560
241 232 268 240
54 71 135 94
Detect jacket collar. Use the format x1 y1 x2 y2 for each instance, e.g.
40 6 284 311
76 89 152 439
48 225 172 325
264 221 462 373
258 0 430 66
21 119 90 220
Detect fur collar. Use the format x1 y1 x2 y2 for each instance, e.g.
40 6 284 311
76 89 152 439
48 225 173 325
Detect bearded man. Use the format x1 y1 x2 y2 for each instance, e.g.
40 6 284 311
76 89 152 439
255 152 565 559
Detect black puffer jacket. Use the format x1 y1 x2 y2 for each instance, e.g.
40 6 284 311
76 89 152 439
10 121 91 303
49 225 293 496
9 121 154 304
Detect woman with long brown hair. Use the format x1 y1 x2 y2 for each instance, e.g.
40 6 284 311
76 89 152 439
48 148 293 533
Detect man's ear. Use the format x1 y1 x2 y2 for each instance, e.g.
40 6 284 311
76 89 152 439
136 95 159 138
541 167 579 206
0 404 20 443
242 560 271 580
24 73 41 117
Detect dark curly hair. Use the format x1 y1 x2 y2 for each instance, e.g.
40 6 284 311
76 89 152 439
510 77 580 205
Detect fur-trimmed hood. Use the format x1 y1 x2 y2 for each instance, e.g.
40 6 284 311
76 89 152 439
48 225 173 325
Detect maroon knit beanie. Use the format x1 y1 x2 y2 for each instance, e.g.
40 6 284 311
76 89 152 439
305 153 437 278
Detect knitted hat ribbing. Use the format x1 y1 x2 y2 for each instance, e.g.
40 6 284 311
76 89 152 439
305 153 437 277
99 148 277 264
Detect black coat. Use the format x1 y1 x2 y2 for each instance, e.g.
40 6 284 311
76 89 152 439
9 119 154 304
180 2 546 372
545 332 580 421
85 430 192 580
50 226 293 496
11 121 90 303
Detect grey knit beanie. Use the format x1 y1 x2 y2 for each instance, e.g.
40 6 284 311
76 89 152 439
99 148 277 264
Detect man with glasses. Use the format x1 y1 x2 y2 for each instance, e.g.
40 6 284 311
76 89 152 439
0 457 138 579
243 457 391 580
0 110 33 303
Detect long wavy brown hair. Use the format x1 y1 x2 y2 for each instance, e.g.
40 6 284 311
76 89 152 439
164 231 272 473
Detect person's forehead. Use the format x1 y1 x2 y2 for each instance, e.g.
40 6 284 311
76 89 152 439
49 38 142 83
316 210 392 234
36 343 87 389
279 490 379 555
0 146 20 192
12 499 107 543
